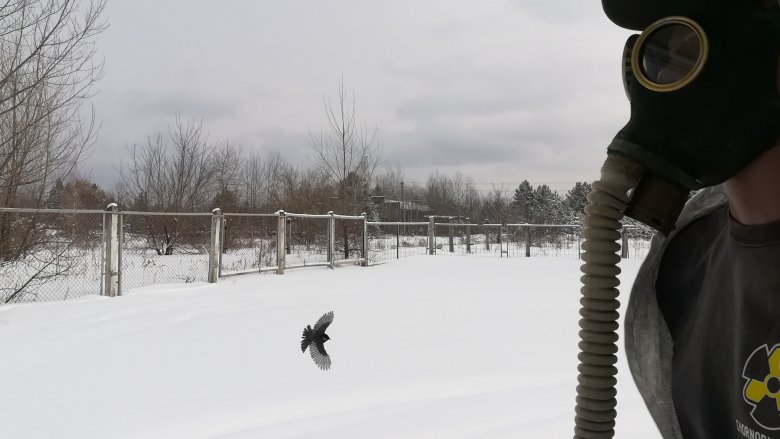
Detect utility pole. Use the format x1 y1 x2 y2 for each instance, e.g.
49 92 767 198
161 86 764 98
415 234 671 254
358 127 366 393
400 181 405 220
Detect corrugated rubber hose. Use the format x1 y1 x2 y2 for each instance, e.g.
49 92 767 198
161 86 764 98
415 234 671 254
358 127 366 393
574 154 643 439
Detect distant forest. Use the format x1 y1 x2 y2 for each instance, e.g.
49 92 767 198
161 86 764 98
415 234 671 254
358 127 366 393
38 118 593 226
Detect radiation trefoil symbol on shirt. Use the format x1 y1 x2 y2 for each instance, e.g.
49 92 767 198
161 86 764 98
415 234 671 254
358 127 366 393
743 344 780 430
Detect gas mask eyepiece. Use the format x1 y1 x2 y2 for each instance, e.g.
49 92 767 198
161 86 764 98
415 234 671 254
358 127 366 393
626 17 709 94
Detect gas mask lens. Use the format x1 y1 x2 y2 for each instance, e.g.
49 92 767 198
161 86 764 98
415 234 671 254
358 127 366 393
632 17 709 92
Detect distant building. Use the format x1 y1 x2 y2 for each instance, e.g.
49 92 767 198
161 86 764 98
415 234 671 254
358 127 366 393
371 196 432 222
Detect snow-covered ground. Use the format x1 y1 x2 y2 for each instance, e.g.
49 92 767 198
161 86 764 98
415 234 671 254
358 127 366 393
0 256 660 438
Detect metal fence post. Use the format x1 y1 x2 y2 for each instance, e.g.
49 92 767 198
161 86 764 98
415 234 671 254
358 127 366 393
428 216 435 255
286 217 292 255
361 212 368 267
103 203 119 297
525 227 532 257
621 228 629 259
466 217 471 254
328 211 335 269
396 223 400 259
448 217 454 253
277 210 286 274
208 208 222 283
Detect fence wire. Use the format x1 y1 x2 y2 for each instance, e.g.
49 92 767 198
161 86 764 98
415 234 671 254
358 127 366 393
623 226 654 260
286 216 330 268
221 214 278 275
0 211 104 303
379 223 652 261
431 223 504 257
120 213 211 291
0 207 656 306
333 217 365 264
509 226 583 259
367 223 429 264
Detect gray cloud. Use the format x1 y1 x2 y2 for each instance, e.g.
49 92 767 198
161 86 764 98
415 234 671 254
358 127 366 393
82 0 631 191
121 90 247 122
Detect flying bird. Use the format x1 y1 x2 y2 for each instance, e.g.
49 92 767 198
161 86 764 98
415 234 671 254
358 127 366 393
301 311 334 370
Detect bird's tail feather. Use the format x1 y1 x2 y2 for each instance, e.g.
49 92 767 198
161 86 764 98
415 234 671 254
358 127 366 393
301 325 313 352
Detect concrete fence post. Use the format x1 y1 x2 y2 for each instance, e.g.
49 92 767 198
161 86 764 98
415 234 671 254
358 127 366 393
208 208 223 283
103 203 120 297
286 217 292 255
361 212 368 267
448 217 454 253
277 210 286 274
485 219 490 251
525 227 532 257
328 211 335 269
219 214 226 277
428 216 435 255
118 212 124 295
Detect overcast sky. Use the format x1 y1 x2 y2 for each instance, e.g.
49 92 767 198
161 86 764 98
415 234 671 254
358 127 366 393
86 0 633 194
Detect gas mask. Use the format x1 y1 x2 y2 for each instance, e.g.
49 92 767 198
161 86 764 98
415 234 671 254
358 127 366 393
572 2 780 438
608 0 780 234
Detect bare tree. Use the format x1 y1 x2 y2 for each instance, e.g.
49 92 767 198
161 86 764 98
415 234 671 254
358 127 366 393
120 117 216 212
308 78 383 258
308 78 382 214
211 141 241 212
0 0 107 302
239 151 266 212
451 171 480 220
0 0 105 205
119 117 216 255
481 185 511 224
239 150 294 212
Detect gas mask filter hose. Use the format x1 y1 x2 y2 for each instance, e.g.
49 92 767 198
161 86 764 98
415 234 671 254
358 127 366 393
574 153 643 439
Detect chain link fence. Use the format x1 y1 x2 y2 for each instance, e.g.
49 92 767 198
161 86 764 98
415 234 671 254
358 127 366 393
366 222 429 264
333 215 367 264
0 209 105 304
119 212 212 292
372 221 651 262
431 222 504 257
285 214 331 269
220 214 278 276
0 207 655 305
507 225 582 259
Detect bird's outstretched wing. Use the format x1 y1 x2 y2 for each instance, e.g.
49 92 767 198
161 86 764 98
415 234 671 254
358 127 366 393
313 311 334 333
310 339 331 370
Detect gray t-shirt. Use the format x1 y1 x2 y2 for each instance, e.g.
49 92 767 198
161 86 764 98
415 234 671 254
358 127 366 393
656 205 780 438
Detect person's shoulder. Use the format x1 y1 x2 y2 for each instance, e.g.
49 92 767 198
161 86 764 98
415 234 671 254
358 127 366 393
670 186 729 247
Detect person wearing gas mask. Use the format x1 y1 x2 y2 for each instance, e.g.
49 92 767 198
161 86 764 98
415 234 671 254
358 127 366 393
572 1 780 439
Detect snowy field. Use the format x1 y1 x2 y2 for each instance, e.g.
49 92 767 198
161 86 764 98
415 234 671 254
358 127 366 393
0 256 660 438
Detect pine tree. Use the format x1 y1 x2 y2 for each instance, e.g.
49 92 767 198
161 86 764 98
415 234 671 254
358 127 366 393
512 181 534 223
46 179 66 209
532 184 564 224
564 181 592 223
